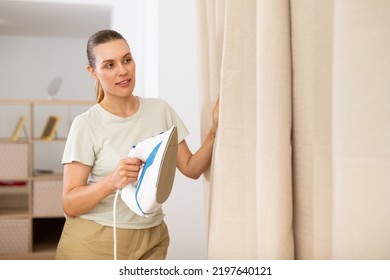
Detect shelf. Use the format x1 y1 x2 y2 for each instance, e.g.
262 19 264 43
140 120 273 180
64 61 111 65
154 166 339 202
0 242 57 259
0 138 30 143
0 186 29 194
33 173 63 180
0 185 29 216
0 98 94 105
0 99 92 259
0 250 56 260
32 137 67 142
0 209 30 220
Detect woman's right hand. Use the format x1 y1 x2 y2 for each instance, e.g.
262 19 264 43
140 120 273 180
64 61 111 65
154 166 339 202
111 158 143 189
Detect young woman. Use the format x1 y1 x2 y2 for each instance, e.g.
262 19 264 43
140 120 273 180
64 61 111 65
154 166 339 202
55 29 219 260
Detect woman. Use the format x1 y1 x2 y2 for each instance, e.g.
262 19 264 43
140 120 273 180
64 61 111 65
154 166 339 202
55 29 219 260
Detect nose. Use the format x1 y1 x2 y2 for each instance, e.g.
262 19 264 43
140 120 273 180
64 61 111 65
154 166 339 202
118 63 128 76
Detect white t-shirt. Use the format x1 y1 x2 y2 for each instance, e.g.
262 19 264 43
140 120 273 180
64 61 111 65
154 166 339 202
62 96 189 229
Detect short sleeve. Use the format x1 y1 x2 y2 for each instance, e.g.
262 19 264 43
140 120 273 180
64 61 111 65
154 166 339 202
163 100 189 143
61 116 95 166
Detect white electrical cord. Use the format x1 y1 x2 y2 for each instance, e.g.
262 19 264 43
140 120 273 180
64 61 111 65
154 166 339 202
113 147 135 260
113 189 121 260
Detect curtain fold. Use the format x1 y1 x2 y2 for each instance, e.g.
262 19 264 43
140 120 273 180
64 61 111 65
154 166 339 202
207 0 259 259
290 0 334 260
255 0 294 259
197 0 390 259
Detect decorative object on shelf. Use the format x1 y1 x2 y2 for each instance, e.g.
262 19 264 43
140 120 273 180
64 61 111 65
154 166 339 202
47 77 62 100
40 115 61 141
0 181 27 187
34 169 54 175
10 116 27 141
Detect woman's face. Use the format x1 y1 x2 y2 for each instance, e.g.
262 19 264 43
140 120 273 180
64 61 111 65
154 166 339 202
88 39 136 98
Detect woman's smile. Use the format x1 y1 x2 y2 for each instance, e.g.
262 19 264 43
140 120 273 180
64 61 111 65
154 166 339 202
116 79 131 87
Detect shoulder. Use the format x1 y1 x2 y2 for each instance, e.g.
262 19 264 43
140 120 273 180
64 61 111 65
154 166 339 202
138 96 170 108
70 104 99 129
138 96 174 115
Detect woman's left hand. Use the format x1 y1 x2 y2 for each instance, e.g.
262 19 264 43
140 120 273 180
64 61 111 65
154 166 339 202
212 95 220 129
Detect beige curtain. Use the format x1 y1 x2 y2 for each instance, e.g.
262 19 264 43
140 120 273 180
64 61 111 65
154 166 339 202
196 0 390 260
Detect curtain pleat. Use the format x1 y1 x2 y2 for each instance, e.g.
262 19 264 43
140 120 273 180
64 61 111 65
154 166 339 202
207 0 259 259
255 0 294 259
290 0 334 259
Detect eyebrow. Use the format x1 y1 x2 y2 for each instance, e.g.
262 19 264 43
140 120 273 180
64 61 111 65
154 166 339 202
101 52 132 65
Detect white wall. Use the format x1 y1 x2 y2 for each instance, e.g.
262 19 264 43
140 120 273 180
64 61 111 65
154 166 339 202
157 0 207 260
0 36 93 101
112 0 207 259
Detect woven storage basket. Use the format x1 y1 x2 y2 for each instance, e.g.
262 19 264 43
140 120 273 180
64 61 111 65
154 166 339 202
33 179 63 217
0 218 30 255
0 143 29 178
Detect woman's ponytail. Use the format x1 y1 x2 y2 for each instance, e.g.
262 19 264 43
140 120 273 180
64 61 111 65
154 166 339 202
95 80 104 103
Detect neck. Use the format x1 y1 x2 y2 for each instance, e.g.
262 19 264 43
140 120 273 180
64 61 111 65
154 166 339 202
100 95 139 117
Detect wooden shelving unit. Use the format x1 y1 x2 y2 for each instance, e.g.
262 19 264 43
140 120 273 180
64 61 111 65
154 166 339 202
0 99 94 259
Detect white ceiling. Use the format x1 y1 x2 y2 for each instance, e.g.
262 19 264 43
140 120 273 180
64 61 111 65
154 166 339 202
0 1 112 38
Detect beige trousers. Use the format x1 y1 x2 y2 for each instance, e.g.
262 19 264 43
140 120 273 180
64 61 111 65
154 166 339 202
55 217 169 260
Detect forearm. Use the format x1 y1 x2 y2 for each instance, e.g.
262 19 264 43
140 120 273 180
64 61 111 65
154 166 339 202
179 125 217 179
62 157 141 217
62 174 116 217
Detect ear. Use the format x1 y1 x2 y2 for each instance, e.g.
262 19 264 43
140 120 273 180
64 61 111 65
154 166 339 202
87 65 98 80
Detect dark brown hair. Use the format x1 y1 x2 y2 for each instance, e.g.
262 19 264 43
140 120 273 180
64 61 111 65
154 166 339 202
87 29 128 103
